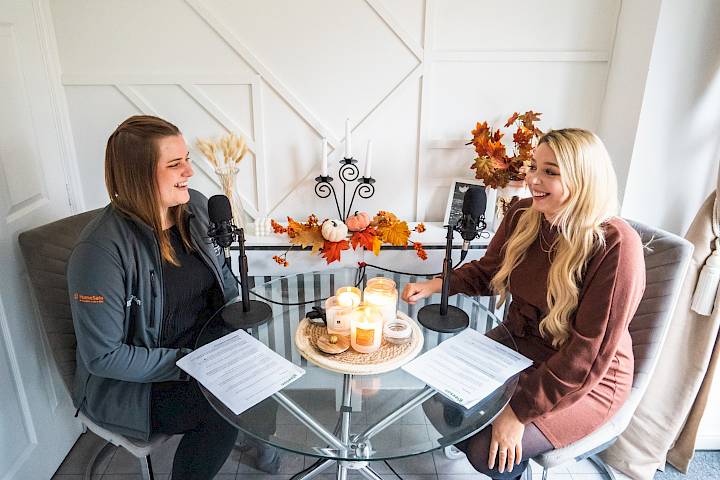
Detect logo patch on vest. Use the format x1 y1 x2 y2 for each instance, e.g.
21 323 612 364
73 292 105 304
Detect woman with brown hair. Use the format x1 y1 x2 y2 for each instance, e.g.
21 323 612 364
403 129 646 479
67 115 275 478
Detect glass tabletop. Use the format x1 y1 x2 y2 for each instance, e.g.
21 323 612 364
196 266 517 462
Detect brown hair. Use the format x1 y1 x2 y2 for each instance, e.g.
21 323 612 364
105 115 192 265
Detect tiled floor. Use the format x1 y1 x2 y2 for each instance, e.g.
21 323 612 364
51 431 610 480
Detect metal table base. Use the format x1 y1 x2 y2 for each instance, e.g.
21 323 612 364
273 374 436 480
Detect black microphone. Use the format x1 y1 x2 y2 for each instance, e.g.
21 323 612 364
457 187 487 258
207 194 271 329
208 195 236 264
416 187 488 333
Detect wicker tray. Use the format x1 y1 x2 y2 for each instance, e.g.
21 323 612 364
294 311 424 375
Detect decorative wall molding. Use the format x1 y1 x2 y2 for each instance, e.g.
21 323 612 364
433 50 610 63
365 0 424 61
57 0 620 222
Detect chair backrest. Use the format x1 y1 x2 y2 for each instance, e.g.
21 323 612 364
18 209 101 394
625 220 693 399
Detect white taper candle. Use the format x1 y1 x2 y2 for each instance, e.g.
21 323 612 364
321 138 328 176
345 118 352 158
364 140 373 178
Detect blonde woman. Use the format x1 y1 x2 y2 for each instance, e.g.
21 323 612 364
403 129 645 480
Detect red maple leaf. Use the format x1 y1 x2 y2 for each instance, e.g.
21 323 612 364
321 240 349 264
350 227 378 252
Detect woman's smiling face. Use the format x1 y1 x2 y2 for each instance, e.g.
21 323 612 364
155 135 193 225
526 143 570 221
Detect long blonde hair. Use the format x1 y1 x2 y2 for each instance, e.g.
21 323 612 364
490 129 619 347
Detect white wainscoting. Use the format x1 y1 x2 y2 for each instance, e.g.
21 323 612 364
50 0 625 222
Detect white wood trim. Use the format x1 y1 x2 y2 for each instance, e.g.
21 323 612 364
250 77 268 216
24 272 59 411
62 73 257 85
184 0 341 149
35 0 85 213
595 0 624 131
696 434 720 450
364 0 424 61
415 0 434 221
433 50 610 63
354 63 423 133
1 443 36 480
179 82 256 151
179 0 426 219
0 296 39 447
115 85 159 116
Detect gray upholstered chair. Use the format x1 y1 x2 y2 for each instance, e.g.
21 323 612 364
524 221 693 479
18 210 171 480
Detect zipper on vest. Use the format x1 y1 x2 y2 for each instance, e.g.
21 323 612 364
150 270 158 330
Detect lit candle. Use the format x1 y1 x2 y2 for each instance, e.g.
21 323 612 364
329 306 354 337
321 138 328 177
363 277 397 326
324 295 338 325
345 118 352 159
336 286 361 308
364 140 373 178
350 305 383 353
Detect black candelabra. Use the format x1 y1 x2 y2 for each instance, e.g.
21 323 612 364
314 157 375 221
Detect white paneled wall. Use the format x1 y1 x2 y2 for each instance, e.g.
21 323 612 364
50 0 625 222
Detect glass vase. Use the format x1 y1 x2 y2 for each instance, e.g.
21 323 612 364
495 179 529 227
214 165 246 229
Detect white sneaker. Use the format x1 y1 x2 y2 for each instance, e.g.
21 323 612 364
444 445 466 460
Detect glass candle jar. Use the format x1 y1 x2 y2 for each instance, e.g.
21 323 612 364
324 296 343 332
350 305 383 353
383 318 412 345
328 305 354 337
335 286 362 308
363 277 398 326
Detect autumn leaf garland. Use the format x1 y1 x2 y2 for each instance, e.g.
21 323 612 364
270 212 427 266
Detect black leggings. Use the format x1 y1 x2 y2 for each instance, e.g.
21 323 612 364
455 422 553 480
151 380 238 480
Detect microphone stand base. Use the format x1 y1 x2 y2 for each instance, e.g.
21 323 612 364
417 304 469 333
222 300 273 330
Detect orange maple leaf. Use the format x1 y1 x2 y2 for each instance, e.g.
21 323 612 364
379 221 410 246
321 240 349 264
286 216 305 238
371 236 382 256
504 112 520 128
350 227 378 252
290 226 324 254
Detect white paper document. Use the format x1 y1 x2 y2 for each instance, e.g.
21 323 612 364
402 328 532 408
176 329 305 415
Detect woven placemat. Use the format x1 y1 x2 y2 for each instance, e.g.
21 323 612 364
294 311 424 375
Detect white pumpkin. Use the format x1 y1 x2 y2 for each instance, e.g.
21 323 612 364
321 219 348 242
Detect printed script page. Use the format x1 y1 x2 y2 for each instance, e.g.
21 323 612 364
177 329 305 415
402 328 532 408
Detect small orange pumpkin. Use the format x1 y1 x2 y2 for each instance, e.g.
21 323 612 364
346 211 370 232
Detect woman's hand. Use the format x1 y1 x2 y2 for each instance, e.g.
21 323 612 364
401 278 443 304
488 405 525 474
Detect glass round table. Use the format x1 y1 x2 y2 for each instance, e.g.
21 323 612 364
196 267 517 480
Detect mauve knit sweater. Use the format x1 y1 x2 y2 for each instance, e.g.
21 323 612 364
449 198 645 448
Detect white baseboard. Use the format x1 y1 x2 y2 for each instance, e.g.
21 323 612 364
695 434 720 450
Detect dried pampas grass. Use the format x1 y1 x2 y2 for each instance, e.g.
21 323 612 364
195 132 248 170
